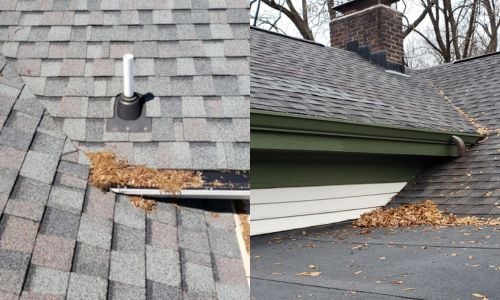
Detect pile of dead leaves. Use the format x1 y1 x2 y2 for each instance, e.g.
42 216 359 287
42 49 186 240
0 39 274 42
129 196 157 212
86 151 203 193
353 200 500 228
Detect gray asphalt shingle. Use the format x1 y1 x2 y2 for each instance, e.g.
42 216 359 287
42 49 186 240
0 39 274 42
0 4 250 171
393 53 500 216
109 250 145 287
67 273 108 300
146 246 181 286
250 28 475 134
25 266 69 295
0 2 249 298
47 185 85 214
72 242 110 279
77 213 113 250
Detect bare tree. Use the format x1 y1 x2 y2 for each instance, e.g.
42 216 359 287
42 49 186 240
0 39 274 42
409 0 499 63
252 0 500 66
251 0 335 42
478 0 500 53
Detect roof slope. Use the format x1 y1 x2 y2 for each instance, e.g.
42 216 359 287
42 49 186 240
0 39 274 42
393 53 500 216
0 57 248 298
250 28 476 134
0 0 250 170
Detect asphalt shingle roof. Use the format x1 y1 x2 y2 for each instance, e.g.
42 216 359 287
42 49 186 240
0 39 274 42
0 0 250 170
393 53 500 216
250 27 476 134
0 29 248 300
0 4 251 295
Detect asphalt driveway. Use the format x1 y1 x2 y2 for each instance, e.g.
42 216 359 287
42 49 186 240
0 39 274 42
251 222 500 300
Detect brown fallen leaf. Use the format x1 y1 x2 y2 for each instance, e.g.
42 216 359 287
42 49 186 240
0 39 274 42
402 288 415 291
308 264 317 269
129 196 156 212
271 272 282 275
295 271 321 277
471 293 488 299
350 243 367 250
450 253 458 257
353 270 363 275
391 280 404 284
352 200 500 227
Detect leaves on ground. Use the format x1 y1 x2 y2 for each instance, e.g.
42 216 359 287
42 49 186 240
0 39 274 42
390 280 404 284
353 270 363 275
295 271 321 277
401 288 415 291
350 243 367 250
353 200 500 228
472 293 488 299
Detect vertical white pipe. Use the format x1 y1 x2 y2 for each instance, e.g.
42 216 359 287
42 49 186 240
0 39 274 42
123 54 134 97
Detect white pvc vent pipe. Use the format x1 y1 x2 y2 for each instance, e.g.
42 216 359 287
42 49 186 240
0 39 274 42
110 188 250 200
123 54 134 97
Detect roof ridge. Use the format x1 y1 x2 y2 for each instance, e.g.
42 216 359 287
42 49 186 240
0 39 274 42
453 51 500 64
250 26 325 47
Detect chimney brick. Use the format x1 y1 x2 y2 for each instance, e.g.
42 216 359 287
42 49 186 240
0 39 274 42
331 4 403 66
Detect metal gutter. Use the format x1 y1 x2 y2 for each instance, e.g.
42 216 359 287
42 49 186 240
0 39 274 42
251 110 482 157
110 187 250 200
251 109 481 144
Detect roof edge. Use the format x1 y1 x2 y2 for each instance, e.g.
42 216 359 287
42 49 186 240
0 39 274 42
250 26 325 47
251 109 480 146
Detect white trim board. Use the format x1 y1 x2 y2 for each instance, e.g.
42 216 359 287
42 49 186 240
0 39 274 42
251 182 407 235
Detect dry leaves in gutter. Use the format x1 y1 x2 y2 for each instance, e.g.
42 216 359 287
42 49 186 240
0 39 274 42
130 196 156 212
86 151 203 193
353 200 500 228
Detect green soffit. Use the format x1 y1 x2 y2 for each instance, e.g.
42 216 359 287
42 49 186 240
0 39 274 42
251 110 481 157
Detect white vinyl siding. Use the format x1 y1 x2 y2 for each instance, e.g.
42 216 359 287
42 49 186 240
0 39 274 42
251 182 407 235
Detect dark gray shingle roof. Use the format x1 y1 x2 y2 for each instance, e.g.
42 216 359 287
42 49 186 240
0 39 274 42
0 0 250 170
393 53 500 216
0 57 249 298
250 27 476 134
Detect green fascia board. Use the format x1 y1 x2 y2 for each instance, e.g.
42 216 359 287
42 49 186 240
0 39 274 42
251 151 439 188
251 110 481 157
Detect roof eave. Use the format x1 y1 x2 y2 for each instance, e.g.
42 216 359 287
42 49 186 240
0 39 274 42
251 109 481 157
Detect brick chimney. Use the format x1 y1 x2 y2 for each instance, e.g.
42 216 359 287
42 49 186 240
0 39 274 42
330 0 404 72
